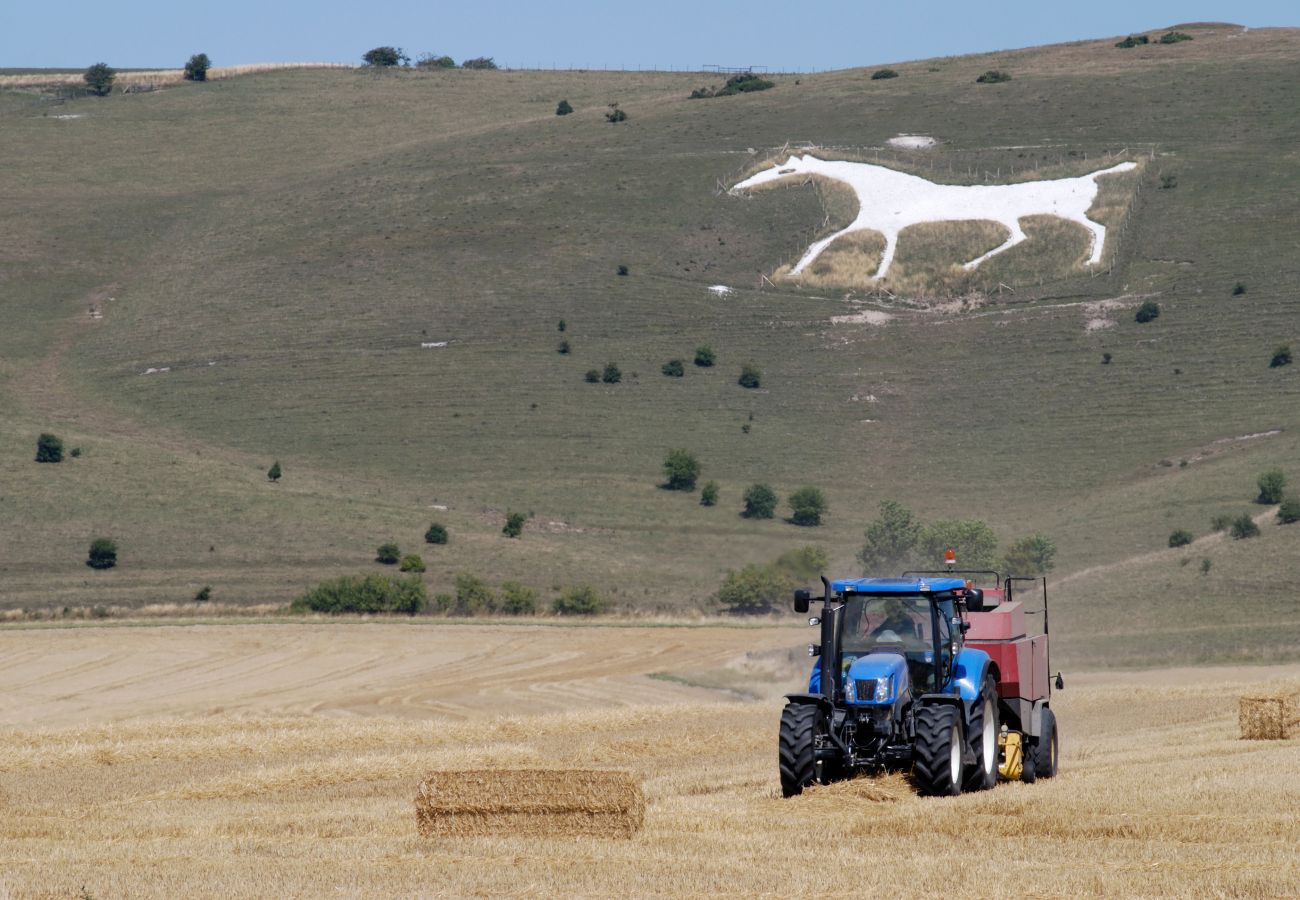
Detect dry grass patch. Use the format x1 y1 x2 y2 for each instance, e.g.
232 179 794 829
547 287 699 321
0 62 352 89
788 230 886 289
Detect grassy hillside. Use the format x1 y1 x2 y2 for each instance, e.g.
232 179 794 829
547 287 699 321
2 23 1298 665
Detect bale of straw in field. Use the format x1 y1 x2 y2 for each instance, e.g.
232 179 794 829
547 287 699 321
415 769 644 838
1238 691 1300 740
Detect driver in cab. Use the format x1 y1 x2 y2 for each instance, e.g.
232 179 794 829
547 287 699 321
869 598 924 645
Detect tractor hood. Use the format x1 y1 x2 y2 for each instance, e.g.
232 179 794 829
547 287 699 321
844 653 910 705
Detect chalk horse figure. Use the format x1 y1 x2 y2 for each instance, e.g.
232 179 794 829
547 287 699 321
730 155 1137 281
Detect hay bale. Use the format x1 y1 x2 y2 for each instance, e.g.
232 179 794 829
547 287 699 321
415 769 644 838
1239 691 1300 740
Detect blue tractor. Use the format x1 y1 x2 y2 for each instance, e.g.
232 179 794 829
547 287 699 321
779 575 1053 797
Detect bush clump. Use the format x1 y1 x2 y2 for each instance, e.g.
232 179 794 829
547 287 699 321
975 70 1011 83
453 573 496 615
502 511 526 538
584 369 600 383
700 481 719 507
500 581 538 615
663 449 700 491
183 53 211 82
194 585 212 602
1115 35 1150 48
1210 513 1232 532
688 86 714 99
84 62 115 96
1000 533 1057 574
1257 469 1286 504
1134 300 1160 323
416 53 456 69
86 537 118 570
267 460 282 482
788 486 828 526
1168 529 1194 548
556 99 573 115
399 554 426 573
1232 281 1247 296
871 68 898 80
363 46 408 67
606 106 627 123
425 523 448 545
716 72 774 95
462 56 497 70
376 542 401 564
1159 174 1178 190
1277 496 1300 525
743 483 778 519
1270 345 1292 368
717 546 827 614
1159 31 1192 44
1230 514 1260 540
738 364 762 389
35 432 64 463
292 573 426 614
694 345 715 367
553 584 606 615
602 363 622 384
661 359 684 377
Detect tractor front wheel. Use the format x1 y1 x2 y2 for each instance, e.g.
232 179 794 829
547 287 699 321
964 673 1000 792
778 703 823 797
913 704 963 797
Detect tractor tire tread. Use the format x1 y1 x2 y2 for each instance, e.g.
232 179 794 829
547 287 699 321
779 703 819 797
913 704 962 797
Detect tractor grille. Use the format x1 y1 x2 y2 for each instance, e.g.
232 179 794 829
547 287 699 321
853 679 877 701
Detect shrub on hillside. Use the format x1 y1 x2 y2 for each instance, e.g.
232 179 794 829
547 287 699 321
606 107 627 123
1001 533 1057 574
738 364 762 389
553 584 606 615
1232 281 1247 296
871 68 899 80
502 511 526 538
694 345 715 367
291 573 425 614
602 363 622 384
1229 514 1260 540
1134 300 1160 323
425 522 449 544
1168 529 1194 548
1210 513 1232 532
688 87 714 99
462 57 498 70
1257 469 1286 504
661 359 684 377
183 53 211 81
743 483 778 519
717 563 787 614
663 449 700 491
1270 345 1292 368
859 500 922 572
557 319 567 332
375 543 401 564
1115 35 1150 48
500 581 539 615
700 481 719 507
1159 174 1178 190
788 487 828 526
363 46 408 67
267 460 282 482
399 554 426 573
920 519 999 570
617 264 629 276
716 73 774 95
194 585 212 602
35 432 64 463
556 99 573 115
1101 352 1113 365
83 62 115 96
584 369 600 383
1159 31 1192 44
975 70 1011 83
1277 496 1300 525
416 53 456 69
454 573 496 615
557 339 571 354
86 537 118 570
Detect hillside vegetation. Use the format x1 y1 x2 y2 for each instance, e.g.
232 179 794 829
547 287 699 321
2 23 1299 667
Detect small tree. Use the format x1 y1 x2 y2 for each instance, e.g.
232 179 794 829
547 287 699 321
462 56 498 70
35 432 64 463
919 519 998 570
1232 281 1247 296
788 487 827 526
1270 345 1292 368
84 62 115 96
975 70 1011 83
557 319 566 332
1229 514 1260 540
871 68 898 80
1257 469 1286 504
717 563 787 614
743 483 778 519
661 359 684 377
1002 533 1057 574
859 500 922 573
87 538 117 570
738 364 762 389
663 449 700 491
267 460 282 482
416 53 456 69
399 554 426 573
376 542 401 564
1135 300 1160 323
1168 529 1194 548
194 585 212 602
602 363 622 384
700 481 719 506
584 369 600 383
694 345 715 367
363 46 407 67
556 99 573 115
454 573 496 614
553 584 606 615
1102 352 1112 365
503 511 526 538
557 339 571 354
425 523 449 544
1277 496 1300 525
616 264 629 276
501 581 538 615
183 53 211 82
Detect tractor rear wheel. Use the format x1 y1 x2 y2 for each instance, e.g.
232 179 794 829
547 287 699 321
963 674 1000 792
912 704 963 797
1031 707 1059 779
778 703 822 797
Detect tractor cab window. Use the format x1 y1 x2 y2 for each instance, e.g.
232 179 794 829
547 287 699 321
839 594 938 692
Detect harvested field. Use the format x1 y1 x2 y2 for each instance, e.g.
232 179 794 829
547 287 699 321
0 622 1298 897
415 769 644 837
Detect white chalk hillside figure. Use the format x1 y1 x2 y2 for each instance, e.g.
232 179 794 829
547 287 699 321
730 155 1137 280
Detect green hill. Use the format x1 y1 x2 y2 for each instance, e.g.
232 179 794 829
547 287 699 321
2 22 1298 667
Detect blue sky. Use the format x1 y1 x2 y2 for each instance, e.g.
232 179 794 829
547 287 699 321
2 1 1296 70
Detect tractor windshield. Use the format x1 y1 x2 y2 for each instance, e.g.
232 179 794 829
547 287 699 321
839 593 942 692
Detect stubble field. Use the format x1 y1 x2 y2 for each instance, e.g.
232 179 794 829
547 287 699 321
1 621 1297 897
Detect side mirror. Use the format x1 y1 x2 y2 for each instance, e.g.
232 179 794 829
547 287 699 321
793 589 811 614
1055 673 1065 691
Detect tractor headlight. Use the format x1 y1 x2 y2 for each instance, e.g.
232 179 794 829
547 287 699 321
874 676 892 703
846 677 857 702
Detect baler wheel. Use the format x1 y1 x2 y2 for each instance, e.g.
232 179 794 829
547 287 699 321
913 704 963 796
778 703 821 797
963 674 1000 791
1031 707 1059 779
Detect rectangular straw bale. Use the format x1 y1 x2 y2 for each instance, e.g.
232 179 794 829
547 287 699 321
415 769 644 838
1238 691 1300 740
